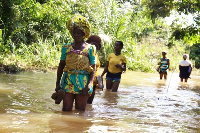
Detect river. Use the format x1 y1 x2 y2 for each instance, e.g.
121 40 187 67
0 70 199 133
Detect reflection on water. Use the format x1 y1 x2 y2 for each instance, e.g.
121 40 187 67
0 70 199 132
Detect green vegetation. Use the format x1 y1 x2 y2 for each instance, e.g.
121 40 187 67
0 0 199 73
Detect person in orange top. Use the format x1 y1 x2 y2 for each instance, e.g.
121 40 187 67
86 35 102 104
101 41 126 92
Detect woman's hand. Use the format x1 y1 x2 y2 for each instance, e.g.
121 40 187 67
80 84 92 95
115 64 121 68
115 63 126 72
55 85 62 92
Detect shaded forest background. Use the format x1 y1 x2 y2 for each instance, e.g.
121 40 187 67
0 0 199 73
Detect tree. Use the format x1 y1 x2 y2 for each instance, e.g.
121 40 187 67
0 0 15 45
142 0 200 44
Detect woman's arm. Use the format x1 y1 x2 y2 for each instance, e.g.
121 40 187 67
55 60 66 91
189 64 192 74
115 63 126 72
82 45 97 94
88 64 96 87
167 59 170 70
81 65 96 95
122 63 126 72
101 61 109 77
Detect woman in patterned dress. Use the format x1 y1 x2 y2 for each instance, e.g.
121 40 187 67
55 15 96 111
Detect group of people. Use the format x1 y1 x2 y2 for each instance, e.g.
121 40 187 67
52 15 193 112
158 51 192 82
51 15 126 111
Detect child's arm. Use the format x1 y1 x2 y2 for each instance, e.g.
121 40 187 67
122 63 126 72
189 64 192 74
167 59 170 70
101 61 109 77
115 63 126 72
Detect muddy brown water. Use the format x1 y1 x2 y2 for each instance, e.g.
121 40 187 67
0 70 199 133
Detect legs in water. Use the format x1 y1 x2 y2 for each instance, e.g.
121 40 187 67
185 78 188 82
160 72 167 80
63 93 89 111
62 93 74 111
75 94 89 111
106 79 113 90
112 81 120 92
106 79 120 92
180 78 188 82
164 73 167 80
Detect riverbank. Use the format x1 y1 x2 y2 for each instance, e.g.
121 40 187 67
1 63 199 77
0 63 57 73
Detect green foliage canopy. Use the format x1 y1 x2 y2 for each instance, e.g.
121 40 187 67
0 0 199 72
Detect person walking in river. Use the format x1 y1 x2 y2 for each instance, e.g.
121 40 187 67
54 15 96 111
179 54 192 82
158 51 170 80
86 35 103 104
101 41 126 92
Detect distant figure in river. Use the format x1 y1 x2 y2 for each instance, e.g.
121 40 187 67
179 54 192 82
101 41 126 92
158 51 170 80
86 35 103 104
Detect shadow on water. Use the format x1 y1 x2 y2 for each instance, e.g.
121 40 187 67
0 70 200 132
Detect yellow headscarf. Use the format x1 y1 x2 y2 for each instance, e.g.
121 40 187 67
66 15 91 39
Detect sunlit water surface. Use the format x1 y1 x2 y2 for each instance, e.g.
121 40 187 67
0 70 199 133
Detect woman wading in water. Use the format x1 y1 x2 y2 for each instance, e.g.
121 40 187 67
54 15 96 111
158 51 170 80
101 41 126 92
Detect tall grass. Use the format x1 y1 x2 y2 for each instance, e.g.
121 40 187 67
0 38 62 72
0 34 192 73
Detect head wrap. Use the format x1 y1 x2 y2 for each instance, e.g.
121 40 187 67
66 15 91 39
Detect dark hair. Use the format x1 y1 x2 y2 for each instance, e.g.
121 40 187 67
116 41 123 48
86 35 102 50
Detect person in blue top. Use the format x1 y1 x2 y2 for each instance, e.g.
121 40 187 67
158 51 170 80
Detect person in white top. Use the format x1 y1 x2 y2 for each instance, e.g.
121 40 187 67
179 54 192 82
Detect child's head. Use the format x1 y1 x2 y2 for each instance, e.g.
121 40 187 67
183 54 189 60
114 41 123 52
86 35 102 51
162 51 167 56
115 41 123 48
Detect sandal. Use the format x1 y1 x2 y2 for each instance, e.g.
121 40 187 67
51 92 58 100
55 89 65 104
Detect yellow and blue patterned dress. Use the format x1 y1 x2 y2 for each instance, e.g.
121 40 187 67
60 43 96 94
159 58 169 73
